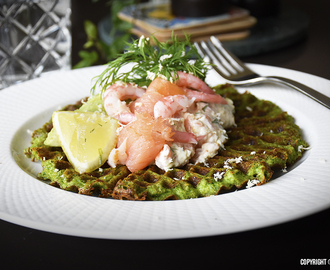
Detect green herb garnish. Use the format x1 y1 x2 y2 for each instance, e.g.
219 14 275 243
212 118 221 126
202 105 208 111
91 33 210 95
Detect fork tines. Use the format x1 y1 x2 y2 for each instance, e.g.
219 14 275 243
194 36 249 80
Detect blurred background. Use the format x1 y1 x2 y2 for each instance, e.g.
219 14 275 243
1 0 329 89
71 0 330 80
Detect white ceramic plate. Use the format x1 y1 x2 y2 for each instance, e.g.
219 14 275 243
1 64 330 240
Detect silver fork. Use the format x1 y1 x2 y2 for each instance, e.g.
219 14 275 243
194 36 330 110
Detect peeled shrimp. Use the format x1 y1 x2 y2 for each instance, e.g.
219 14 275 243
185 88 227 104
114 112 137 125
154 95 198 144
170 130 197 144
174 71 215 94
147 74 227 104
103 82 146 124
154 95 194 118
130 91 164 116
108 137 128 168
130 77 187 117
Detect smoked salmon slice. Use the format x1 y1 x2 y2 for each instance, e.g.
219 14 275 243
118 112 173 172
147 77 186 96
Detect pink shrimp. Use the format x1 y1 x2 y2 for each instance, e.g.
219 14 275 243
130 91 164 116
103 82 146 124
171 71 227 104
154 95 194 118
174 71 215 94
184 88 227 104
108 138 128 168
114 112 138 124
154 94 199 144
130 77 187 117
171 130 198 144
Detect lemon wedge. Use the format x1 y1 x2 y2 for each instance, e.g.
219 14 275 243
45 94 106 147
44 127 61 146
52 111 119 173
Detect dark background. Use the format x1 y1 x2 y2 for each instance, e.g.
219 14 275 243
71 0 330 80
1 0 330 269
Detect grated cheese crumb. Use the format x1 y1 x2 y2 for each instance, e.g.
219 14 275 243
225 156 243 165
250 151 256 155
158 74 167 80
214 171 225 181
159 54 172 62
246 179 260 189
246 106 252 111
146 71 156 81
222 156 243 170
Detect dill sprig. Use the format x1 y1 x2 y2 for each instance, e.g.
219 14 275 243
91 33 209 95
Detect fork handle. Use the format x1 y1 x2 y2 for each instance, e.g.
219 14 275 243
233 76 330 109
267 76 330 109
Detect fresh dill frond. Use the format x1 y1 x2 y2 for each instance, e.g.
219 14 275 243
91 33 210 95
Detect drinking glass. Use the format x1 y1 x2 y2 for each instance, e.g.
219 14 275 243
0 0 71 89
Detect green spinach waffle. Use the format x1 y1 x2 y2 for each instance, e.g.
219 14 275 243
24 84 309 200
